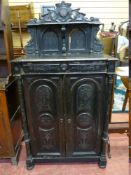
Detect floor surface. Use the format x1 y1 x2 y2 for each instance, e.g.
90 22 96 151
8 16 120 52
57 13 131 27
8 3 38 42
0 133 128 175
0 113 129 175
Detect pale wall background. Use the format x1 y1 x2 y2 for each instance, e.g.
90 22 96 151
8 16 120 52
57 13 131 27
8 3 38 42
9 0 129 31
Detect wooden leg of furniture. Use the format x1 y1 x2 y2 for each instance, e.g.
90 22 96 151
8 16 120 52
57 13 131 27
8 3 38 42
26 157 35 170
11 157 18 166
11 136 22 165
98 156 107 168
122 90 128 112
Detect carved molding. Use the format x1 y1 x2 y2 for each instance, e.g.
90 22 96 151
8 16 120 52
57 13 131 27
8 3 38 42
16 63 106 74
39 127 56 150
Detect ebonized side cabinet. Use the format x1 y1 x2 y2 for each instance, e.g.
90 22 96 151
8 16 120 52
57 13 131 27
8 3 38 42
0 0 22 164
11 1 118 169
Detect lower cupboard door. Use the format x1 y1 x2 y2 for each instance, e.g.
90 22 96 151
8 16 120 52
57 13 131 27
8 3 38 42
64 75 106 157
23 75 65 158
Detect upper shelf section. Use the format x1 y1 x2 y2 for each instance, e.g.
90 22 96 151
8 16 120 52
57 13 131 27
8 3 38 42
25 1 103 56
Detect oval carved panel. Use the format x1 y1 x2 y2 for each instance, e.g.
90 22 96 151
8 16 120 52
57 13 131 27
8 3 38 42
76 113 93 129
39 113 55 130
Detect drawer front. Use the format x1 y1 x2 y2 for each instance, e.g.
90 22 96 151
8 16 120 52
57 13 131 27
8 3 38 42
13 61 108 75
22 61 107 73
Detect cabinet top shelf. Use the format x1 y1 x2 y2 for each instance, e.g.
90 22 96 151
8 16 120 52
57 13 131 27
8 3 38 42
12 53 118 63
24 1 104 56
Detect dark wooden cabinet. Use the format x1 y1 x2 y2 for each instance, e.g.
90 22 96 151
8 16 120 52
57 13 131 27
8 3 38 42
0 0 14 77
11 2 118 170
12 55 117 169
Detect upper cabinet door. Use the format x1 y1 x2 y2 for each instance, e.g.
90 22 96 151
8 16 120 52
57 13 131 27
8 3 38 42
38 26 62 55
66 25 91 53
23 75 65 157
64 75 106 157
68 28 86 51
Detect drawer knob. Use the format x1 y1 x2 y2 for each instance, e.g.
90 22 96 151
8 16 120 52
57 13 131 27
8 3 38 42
60 118 64 124
60 64 68 71
67 119 71 124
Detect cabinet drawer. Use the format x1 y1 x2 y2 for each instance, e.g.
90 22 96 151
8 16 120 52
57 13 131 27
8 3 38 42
14 61 107 74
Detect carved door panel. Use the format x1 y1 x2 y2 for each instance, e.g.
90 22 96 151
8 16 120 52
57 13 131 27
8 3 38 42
64 75 106 157
23 75 65 157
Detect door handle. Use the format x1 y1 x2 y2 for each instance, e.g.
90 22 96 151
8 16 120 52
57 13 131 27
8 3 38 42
59 118 64 124
67 118 71 124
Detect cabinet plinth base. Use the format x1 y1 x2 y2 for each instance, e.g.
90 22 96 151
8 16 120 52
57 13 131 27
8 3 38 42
26 155 35 170
25 156 108 170
26 163 35 170
26 160 35 170
98 157 107 168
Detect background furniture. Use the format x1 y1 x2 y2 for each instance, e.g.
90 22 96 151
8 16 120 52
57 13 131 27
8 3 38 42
10 3 34 29
100 22 129 134
0 78 22 165
9 3 34 57
100 32 118 56
109 67 129 133
129 0 131 159
115 67 129 112
12 2 117 170
0 0 22 165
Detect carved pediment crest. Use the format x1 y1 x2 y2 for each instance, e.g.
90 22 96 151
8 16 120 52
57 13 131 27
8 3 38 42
40 1 87 22
56 1 71 17
28 1 100 25
32 1 100 23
